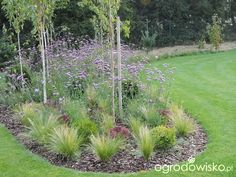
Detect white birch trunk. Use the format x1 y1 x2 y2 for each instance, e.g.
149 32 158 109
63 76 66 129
117 17 122 118
109 0 115 118
41 25 47 104
17 32 24 88
43 28 49 78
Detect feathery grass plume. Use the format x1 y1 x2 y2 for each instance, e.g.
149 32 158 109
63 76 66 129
89 134 124 161
49 125 83 158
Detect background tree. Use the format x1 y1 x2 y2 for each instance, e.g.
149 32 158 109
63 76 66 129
208 14 223 51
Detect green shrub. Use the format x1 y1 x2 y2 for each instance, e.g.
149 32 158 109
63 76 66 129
135 126 154 160
174 117 195 137
89 134 124 161
62 99 88 121
28 113 60 144
121 80 139 101
151 126 176 150
48 125 83 158
72 118 98 142
141 28 157 54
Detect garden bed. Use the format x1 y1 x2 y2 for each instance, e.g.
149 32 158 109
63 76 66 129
0 106 207 173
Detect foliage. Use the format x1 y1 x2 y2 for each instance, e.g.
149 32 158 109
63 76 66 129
121 80 139 103
68 78 87 99
86 86 98 111
28 113 60 144
89 134 124 161
72 118 98 142
151 126 176 150
0 25 16 68
109 126 130 139
198 35 206 49
139 105 163 127
48 125 83 158
141 20 157 53
129 117 142 138
174 117 195 137
100 113 115 134
62 99 88 122
169 103 185 120
170 104 195 137
6 64 31 90
2 0 28 34
135 126 154 160
17 102 43 126
207 14 223 50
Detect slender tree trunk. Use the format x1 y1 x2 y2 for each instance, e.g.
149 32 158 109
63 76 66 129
46 28 50 46
43 28 49 78
49 26 53 46
17 32 24 88
100 23 105 76
117 17 122 119
41 23 47 104
109 0 115 118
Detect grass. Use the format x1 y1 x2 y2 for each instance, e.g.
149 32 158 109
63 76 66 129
1 49 236 176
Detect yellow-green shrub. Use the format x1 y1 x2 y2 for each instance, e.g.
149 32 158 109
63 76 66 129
151 125 176 150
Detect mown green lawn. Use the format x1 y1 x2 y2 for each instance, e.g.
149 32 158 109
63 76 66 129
0 50 236 177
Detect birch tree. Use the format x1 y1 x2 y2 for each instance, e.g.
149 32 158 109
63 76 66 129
2 0 28 88
79 0 121 118
28 0 68 103
116 16 122 118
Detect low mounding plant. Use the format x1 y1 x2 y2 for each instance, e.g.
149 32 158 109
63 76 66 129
49 125 83 158
28 113 59 144
17 102 43 126
135 126 154 160
72 118 98 142
151 126 176 150
89 134 124 161
109 126 130 139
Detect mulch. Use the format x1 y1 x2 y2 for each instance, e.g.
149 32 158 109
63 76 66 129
0 106 208 173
